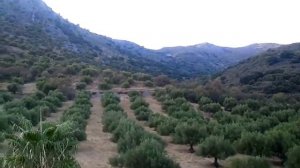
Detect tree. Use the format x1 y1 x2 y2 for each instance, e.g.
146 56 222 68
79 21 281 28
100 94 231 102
7 83 20 94
198 136 235 168
121 139 180 168
237 132 269 156
286 146 300 168
223 97 237 111
202 103 222 113
173 122 207 153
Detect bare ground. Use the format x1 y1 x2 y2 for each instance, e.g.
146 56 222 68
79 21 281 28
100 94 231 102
46 100 73 123
22 83 37 94
119 94 213 168
75 93 117 168
143 92 167 117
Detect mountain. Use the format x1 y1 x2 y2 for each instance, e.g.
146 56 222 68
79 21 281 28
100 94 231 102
218 43 300 94
0 0 280 79
159 43 280 75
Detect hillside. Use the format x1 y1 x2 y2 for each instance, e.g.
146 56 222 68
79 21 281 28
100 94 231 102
0 0 280 79
218 43 300 94
159 43 280 75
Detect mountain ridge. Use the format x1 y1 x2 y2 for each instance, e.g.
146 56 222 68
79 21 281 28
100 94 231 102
0 0 281 78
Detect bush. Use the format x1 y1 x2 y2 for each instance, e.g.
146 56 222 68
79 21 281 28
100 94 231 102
156 118 177 135
229 157 271 168
134 106 152 121
286 146 300 168
130 98 149 110
223 97 237 111
80 76 93 84
232 104 249 115
7 83 20 94
120 139 180 168
144 80 154 87
99 83 111 90
76 82 86 90
121 81 130 88
202 103 222 113
0 92 13 104
199 96 213 106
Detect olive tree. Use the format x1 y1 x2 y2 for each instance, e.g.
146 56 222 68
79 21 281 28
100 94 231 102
197 136 235 168
173 122 207 153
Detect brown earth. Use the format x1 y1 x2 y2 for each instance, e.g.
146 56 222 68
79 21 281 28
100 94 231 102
46 100 73 123
22 82 37 95
75 92 117 168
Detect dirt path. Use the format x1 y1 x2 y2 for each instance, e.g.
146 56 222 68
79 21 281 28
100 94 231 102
119 93 212 168
46 100 73 123
22 83 37 94
143 92 167 117
76 93 117 168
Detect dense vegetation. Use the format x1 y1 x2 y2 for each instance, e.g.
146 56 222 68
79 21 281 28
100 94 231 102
153 86 300 167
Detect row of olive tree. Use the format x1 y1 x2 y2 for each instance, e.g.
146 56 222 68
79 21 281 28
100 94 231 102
101 92 180 168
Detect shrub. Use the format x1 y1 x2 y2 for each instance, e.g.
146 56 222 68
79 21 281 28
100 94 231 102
229 157 271 168
121 81 130 88
80 76 93 84
223 97 237 111
156 118 177 135
134 106 152 121
121 139 180 168
286 146 300 168
202 103 222 113
232 104 249 115
99 83 111 90
7 83 20 94
144 80 154 87
76 82 86 90
130 98 149 110
0 92 13 104
199 96 213 106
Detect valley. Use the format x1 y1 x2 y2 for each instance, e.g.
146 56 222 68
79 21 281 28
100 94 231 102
0 0 299 168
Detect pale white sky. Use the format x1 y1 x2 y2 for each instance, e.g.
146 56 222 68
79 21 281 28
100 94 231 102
43 0 300 49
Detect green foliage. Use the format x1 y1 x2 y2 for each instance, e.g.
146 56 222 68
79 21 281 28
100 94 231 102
101 92 178 168
232 104 249 115
156 117 178 136
173 122 207 152
229 157 271 168
3 124 79 168
0 92 13 104
98 82 112 90
7 83 20 94
61 91 91 141
80 76 93 84
223 97 237 111
144 80 154 87
76 82 86 90
197 136 235 168
119 139 180 168
237 132 270 156
121 81 130 88
202 103 222 113
130 97 149 110
199 96 213 106
286 146 300 168
81 68 98 77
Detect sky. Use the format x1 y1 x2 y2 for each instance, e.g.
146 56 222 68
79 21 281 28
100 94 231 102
42 0 300 49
